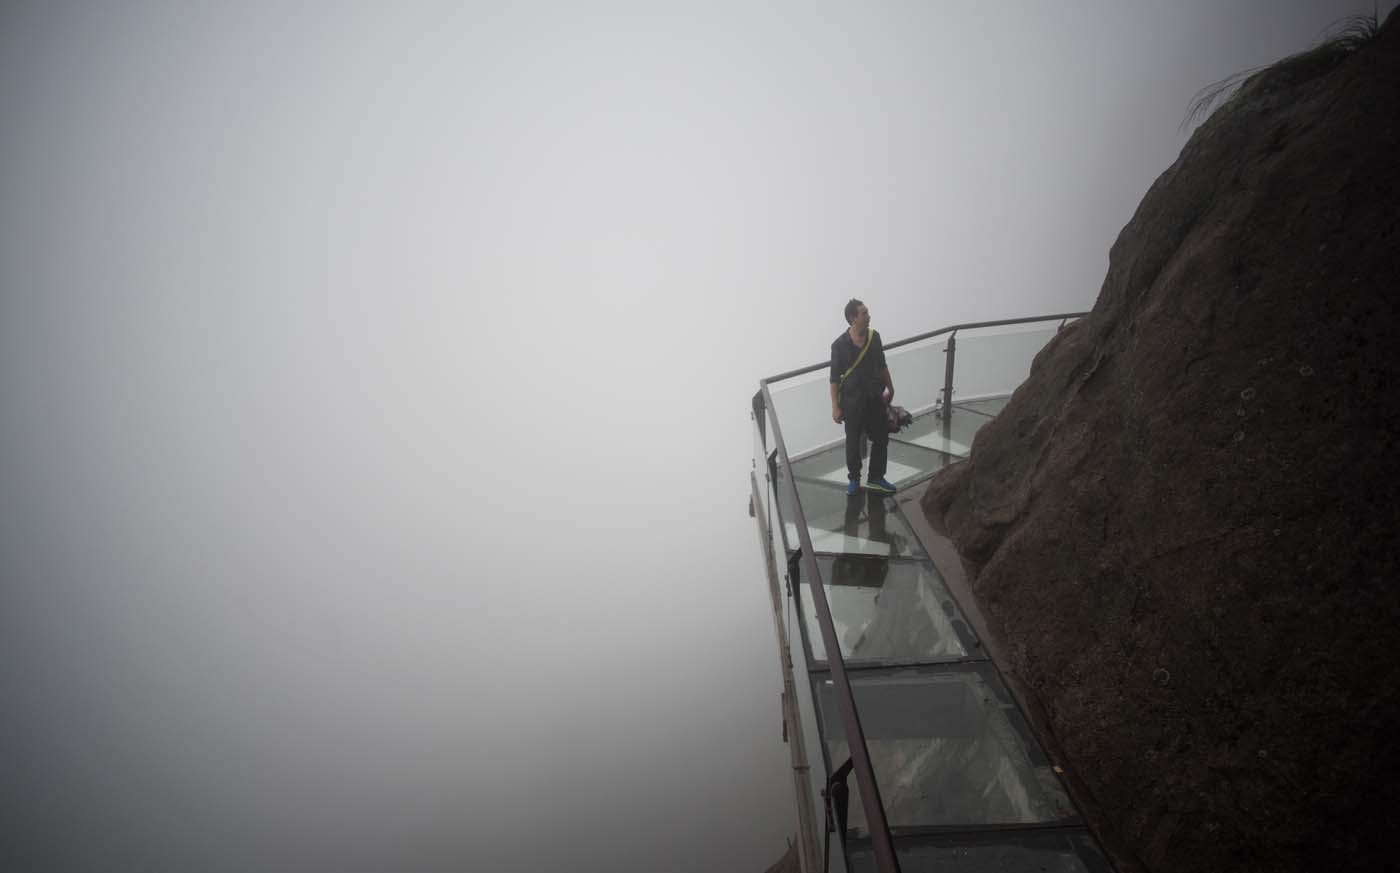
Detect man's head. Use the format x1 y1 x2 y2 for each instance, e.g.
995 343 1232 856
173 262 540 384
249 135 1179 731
844 298 870 331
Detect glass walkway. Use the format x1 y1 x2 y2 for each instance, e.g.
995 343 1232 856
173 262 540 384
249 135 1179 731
750 315 1118 873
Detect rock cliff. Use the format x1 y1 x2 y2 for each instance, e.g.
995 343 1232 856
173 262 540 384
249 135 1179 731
922 12 1400 872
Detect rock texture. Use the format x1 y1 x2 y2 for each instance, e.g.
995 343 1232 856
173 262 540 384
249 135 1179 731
922 12 1400 873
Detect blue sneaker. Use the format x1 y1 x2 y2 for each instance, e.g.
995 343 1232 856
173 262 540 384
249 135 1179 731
866 476 897 494
846 480 860 496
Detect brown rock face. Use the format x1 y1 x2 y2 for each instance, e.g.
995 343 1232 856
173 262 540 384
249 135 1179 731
922 13 1400 873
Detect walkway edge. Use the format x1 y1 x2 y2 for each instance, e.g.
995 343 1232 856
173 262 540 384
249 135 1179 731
753 473 824 873
897 478 1149 873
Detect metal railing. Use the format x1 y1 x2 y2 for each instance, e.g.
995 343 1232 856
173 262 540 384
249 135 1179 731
760 380 902 873
754 312 1086 873
760 312 1086 387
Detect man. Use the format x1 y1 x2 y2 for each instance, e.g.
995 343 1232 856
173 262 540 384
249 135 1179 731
830 299 897 496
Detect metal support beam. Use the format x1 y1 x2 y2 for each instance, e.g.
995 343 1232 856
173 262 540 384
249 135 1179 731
759 383 903 873
942 331 957 439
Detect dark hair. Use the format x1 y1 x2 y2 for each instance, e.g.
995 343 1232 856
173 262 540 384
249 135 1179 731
844 298 865 325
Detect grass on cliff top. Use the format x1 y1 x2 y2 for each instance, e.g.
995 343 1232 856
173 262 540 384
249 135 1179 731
1181 11 1381 131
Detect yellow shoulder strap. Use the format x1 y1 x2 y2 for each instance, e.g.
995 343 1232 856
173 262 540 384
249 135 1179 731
839 329 875 389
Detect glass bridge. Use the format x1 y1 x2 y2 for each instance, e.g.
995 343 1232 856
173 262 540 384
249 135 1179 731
750 315 1119 873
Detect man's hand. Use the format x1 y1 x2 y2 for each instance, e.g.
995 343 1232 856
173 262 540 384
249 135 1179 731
832 405 843 424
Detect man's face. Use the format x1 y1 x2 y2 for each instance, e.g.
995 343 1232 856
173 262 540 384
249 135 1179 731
854 305 870 329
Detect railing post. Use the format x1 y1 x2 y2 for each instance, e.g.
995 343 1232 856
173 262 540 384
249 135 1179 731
941 330 957 438
752 389 766 447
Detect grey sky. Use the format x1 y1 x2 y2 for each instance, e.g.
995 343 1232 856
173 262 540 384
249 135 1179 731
1 2 1385 871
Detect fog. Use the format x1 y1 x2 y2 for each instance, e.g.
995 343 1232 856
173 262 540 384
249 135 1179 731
1 2 1384 871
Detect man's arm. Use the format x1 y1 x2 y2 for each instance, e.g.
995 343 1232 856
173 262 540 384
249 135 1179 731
881 367 894 401
830 381 842 423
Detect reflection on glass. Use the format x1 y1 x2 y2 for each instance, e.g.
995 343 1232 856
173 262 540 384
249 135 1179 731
954 396 1012 418
791 438 953 489
817 665 1076 834
775 472 923 558
896 408 992 458
802 556 974 666
846 829 1112 873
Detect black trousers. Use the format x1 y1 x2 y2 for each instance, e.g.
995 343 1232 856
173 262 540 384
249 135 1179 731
842 396 889 482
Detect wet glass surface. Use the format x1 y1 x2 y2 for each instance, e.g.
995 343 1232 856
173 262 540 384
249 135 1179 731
847 829 1113 873
800 555 976 667
774 472 924 558
954 396 1012 418
790 438 954 489
895 408 992 457
817 664 1076 834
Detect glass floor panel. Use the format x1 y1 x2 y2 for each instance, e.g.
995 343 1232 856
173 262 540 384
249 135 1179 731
816 664 1076 835
791 438 956 489
954 396 1012 418
896 408 994 457
801 555 978 667
847 829 1113 873
776 473 924 558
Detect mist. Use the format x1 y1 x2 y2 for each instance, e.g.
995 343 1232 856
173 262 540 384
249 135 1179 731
1 2 1385 871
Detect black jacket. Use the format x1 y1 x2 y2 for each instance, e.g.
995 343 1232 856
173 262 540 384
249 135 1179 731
829 329 887 411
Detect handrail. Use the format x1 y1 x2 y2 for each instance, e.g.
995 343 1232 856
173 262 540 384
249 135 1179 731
759 312 1088 386
760 382 902 873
